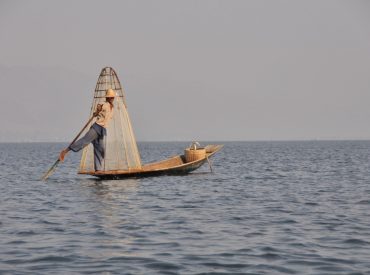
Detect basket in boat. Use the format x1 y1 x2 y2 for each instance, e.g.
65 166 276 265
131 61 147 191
184 148 206 162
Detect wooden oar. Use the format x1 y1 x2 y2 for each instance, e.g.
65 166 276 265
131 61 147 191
41 116 95 181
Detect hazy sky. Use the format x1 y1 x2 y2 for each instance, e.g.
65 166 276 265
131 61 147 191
1 0 370 141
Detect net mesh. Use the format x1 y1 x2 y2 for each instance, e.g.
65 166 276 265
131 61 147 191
78 67 142 172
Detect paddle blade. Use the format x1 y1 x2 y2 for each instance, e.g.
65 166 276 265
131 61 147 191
41 159 60 181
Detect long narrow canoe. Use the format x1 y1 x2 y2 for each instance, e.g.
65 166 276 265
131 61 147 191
79 144 223 179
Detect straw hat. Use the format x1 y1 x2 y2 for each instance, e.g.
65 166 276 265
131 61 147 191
105 88 116 98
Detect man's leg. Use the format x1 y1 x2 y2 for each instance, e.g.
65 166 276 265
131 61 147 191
69 127 98 152
93 135 105 171
59 127 98 161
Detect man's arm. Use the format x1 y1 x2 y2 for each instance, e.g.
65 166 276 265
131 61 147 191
93 104 103 117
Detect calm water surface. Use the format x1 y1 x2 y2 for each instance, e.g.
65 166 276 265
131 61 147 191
0 141 370 274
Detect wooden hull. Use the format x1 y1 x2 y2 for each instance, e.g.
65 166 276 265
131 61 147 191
78 144 223 179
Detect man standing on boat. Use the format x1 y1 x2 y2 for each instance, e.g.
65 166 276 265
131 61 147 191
59 88 115 171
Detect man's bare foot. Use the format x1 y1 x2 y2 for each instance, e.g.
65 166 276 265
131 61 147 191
59 149 69 162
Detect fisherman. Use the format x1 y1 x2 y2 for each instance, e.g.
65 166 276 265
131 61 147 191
59 88 115 171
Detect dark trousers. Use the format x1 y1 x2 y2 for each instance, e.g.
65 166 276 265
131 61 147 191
69 123 106 171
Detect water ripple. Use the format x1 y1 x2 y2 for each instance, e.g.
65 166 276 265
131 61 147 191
1 141 370 274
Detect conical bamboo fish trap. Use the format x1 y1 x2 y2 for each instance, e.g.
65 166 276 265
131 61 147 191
79 67 142 173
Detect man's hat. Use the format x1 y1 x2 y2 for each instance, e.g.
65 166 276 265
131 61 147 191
105 88 116 98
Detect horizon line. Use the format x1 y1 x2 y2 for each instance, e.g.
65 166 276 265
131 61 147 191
1 138 370 143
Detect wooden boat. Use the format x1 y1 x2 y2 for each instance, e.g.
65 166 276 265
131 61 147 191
79 144 223 179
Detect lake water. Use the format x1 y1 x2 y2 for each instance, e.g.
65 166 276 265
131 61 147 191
0 141 370 274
